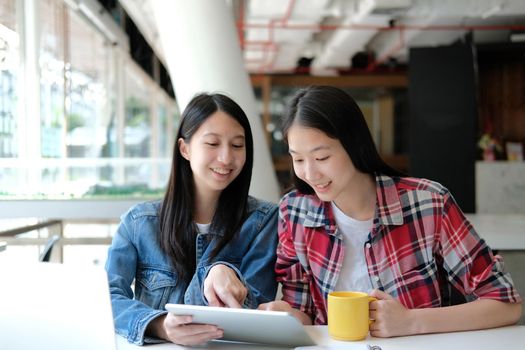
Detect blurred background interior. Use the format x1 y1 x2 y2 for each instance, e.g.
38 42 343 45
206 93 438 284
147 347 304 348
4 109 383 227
0 1 524 321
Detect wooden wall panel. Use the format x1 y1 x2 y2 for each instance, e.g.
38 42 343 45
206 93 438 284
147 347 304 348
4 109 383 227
478 61 525 142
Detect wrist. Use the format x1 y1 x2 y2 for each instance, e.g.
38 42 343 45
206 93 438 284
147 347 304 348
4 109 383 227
286 304 312 325
409 308 425 335
146 314 168 340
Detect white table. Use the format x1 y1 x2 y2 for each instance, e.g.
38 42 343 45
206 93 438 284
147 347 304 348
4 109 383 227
0 199 142 220
465 214 525 250
116 325 525 350
306 326 525 349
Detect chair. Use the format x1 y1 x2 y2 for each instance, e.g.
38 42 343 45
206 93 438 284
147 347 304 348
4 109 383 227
39 235 60 262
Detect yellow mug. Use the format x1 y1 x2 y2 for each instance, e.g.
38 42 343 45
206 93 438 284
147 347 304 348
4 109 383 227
327 291 377 341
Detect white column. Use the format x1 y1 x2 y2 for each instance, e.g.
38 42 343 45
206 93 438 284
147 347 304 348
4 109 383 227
115 48 125 184
21 0 41 188
150 0 280 203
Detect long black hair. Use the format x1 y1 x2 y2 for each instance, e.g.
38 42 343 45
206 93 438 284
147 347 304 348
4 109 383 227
159 93 254 282
282 85 404 194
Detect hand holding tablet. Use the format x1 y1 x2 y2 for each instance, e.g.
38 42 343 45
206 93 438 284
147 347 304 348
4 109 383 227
165 303 316 347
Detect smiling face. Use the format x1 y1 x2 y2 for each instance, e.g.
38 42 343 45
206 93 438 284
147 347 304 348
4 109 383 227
287 123 359 203
179 110 246 196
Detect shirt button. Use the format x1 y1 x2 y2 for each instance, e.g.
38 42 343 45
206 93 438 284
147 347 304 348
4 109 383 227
365 243 371 249
374 276 380 282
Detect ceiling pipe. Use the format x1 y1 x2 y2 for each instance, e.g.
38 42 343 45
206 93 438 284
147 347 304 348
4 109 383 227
238 0 277 69
366 27 405 72
238 0 266 69
241 19 525 71
240 0 298 72
237 0 245 47
261 0 296 72
239 0 525 73
240 22 525 32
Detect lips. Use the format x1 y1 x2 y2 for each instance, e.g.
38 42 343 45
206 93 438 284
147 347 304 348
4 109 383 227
314 181 332 189
211 167 232 175
313 181 331 190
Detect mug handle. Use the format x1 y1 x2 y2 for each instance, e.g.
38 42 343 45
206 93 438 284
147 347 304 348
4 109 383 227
368 296 377 325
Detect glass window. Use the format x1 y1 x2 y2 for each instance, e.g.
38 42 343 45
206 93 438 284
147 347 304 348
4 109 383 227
66 9 115 160
156 95 179 158
0 0 19 158
149 95 178 190
124 64 151 158
0 0 176 200
157 103 168 158
39 0 66 158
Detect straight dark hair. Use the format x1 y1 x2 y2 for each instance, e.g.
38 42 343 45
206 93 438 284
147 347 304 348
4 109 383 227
282 85 404 194
159 93 254 282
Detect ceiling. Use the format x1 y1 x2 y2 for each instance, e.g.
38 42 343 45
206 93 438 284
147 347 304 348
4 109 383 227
119 0 525 75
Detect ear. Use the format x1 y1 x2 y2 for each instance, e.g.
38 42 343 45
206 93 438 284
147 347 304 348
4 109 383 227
178 138 190 161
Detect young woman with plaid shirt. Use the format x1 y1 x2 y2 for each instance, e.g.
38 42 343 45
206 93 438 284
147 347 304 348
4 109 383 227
259 85 521 337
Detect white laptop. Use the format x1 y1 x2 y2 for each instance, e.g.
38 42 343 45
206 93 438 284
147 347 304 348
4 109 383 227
165 303 317 347
0 262 117 350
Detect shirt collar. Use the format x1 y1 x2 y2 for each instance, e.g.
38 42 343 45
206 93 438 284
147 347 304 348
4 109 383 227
300 173 404 235
374 173 404 226
301 196 338 236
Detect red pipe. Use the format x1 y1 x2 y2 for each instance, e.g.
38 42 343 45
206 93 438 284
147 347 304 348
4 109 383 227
261 0 296 72
237 0 245 48
240 22 525 32
238 1 525 72
366 27 406 72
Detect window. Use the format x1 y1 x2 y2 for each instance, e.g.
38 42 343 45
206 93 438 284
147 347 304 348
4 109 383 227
0 0 178 200
39 0 66 158
0 0 19 158
67 9 115 159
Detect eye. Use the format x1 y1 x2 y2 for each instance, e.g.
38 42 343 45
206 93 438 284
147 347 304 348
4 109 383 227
292 158 303 163
316 156 329 161
205 142 218 147
232 143 245 149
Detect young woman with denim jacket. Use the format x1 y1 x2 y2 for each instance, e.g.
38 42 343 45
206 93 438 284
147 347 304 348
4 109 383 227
259 86 521 337
105 93 278 346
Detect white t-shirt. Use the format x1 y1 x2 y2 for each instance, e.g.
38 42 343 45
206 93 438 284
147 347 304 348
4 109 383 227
331 202 374 292
196 222 211 234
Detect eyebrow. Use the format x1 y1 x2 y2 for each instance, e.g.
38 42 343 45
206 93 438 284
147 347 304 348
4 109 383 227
201 132 245 139
289 145 330 154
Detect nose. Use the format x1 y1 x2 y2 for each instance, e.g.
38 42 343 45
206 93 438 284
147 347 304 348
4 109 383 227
217 145 233 164
303 160 321 182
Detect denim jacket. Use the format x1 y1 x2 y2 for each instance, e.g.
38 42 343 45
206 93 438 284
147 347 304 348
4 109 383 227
105 196 278 345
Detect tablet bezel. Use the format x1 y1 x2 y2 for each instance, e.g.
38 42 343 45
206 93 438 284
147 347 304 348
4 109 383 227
164 303 316 347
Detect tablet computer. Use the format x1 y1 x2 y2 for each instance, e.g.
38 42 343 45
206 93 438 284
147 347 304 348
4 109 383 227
165 303 316 347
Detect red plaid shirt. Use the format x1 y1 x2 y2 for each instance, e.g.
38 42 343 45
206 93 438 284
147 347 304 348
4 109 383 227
276 174 521 325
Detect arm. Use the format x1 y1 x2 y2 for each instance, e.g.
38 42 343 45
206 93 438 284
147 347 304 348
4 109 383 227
188 201 279 308
273 197 315 324
234 203 279 307
370 191 522 337
370 290 522 337
439 192 521 326
105 217 166 345
106 211 224 346
413 298 521 334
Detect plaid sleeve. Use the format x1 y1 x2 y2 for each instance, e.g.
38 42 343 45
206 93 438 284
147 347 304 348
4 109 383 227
440 191 522 303
275 197 315 319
